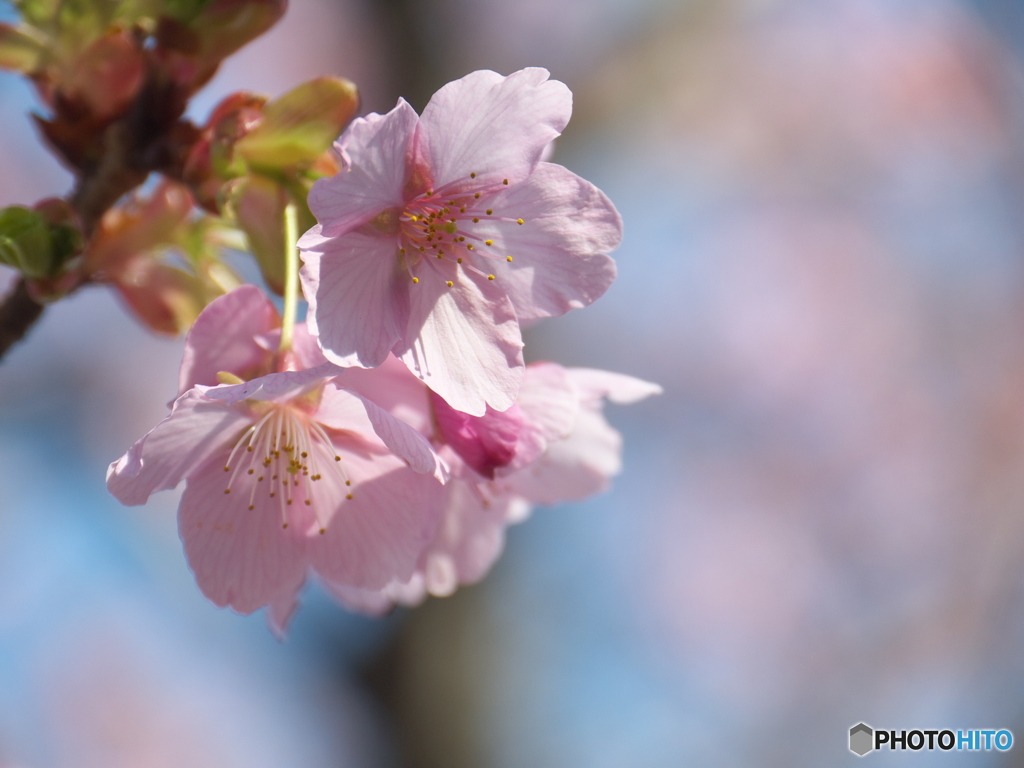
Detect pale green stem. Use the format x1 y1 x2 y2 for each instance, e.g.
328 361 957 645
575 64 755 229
279 202 299 353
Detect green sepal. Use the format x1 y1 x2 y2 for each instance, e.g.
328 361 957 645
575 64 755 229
227 175 288 294
0 23 47 72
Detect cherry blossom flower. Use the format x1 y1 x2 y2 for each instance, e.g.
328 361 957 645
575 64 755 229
106 287 447 629
300 68 621 416
321 359 661 614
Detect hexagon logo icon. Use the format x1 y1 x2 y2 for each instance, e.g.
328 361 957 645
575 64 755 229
850 723 874 757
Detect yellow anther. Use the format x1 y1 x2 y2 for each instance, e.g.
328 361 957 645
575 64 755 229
305 499 311 506
346 493 354 500
517 218 524 225
446 280 454 287
466 244 474 250
473 217 479 223
335 455 342 461
319 528 326 535
224 489 231 494
503 178 509 185
247 469 254 475
485 239 494 246
426 189 434 196
474 193 481 199
248 504 255 510
223 466 230 472
486 209 493 215
487 274 495 280
437 253 444 259
470 172 477 178
460 207 466 213
346 480 352 486
457 257 463 263
507 256 513 262
408 214 418 222
282 522 288 529
412 276 420 283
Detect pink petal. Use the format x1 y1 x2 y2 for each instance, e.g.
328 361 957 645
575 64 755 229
420 68 571 190
178 459 309 615
568 367 664 405
397 268 524 417
322 573 435 615
502 369 660 504
316 382 447 481
431 392 524 479
307 441 444 589
473 163 619 321
291 323 330 370
204 365 338 406
266 581 304 640
419 480 512 596
178 285 279 395
106 390 252 506
517 362 579 443
300 231 408 368
335 355 434 435
306 100 419 238
503 406 622 505
320 579 403 617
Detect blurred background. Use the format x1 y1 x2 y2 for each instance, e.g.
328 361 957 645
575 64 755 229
4 0 1024 764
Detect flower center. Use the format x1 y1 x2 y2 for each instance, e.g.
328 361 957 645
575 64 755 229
222 402 353 533
396 173 525 286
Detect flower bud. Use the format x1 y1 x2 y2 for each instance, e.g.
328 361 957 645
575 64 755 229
235 77 358 171
62 30 145 120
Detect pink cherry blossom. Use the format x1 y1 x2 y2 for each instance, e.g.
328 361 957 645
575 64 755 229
325 359 661 614
107 287 447 625
300 68 621 416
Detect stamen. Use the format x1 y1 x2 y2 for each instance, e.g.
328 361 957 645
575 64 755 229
215 403 355 534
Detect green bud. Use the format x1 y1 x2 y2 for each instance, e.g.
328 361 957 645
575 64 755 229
0 206 55 278
235 76 359 171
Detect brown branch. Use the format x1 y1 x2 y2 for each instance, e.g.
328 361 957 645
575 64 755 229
0 278 45 360
0 57 197 363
